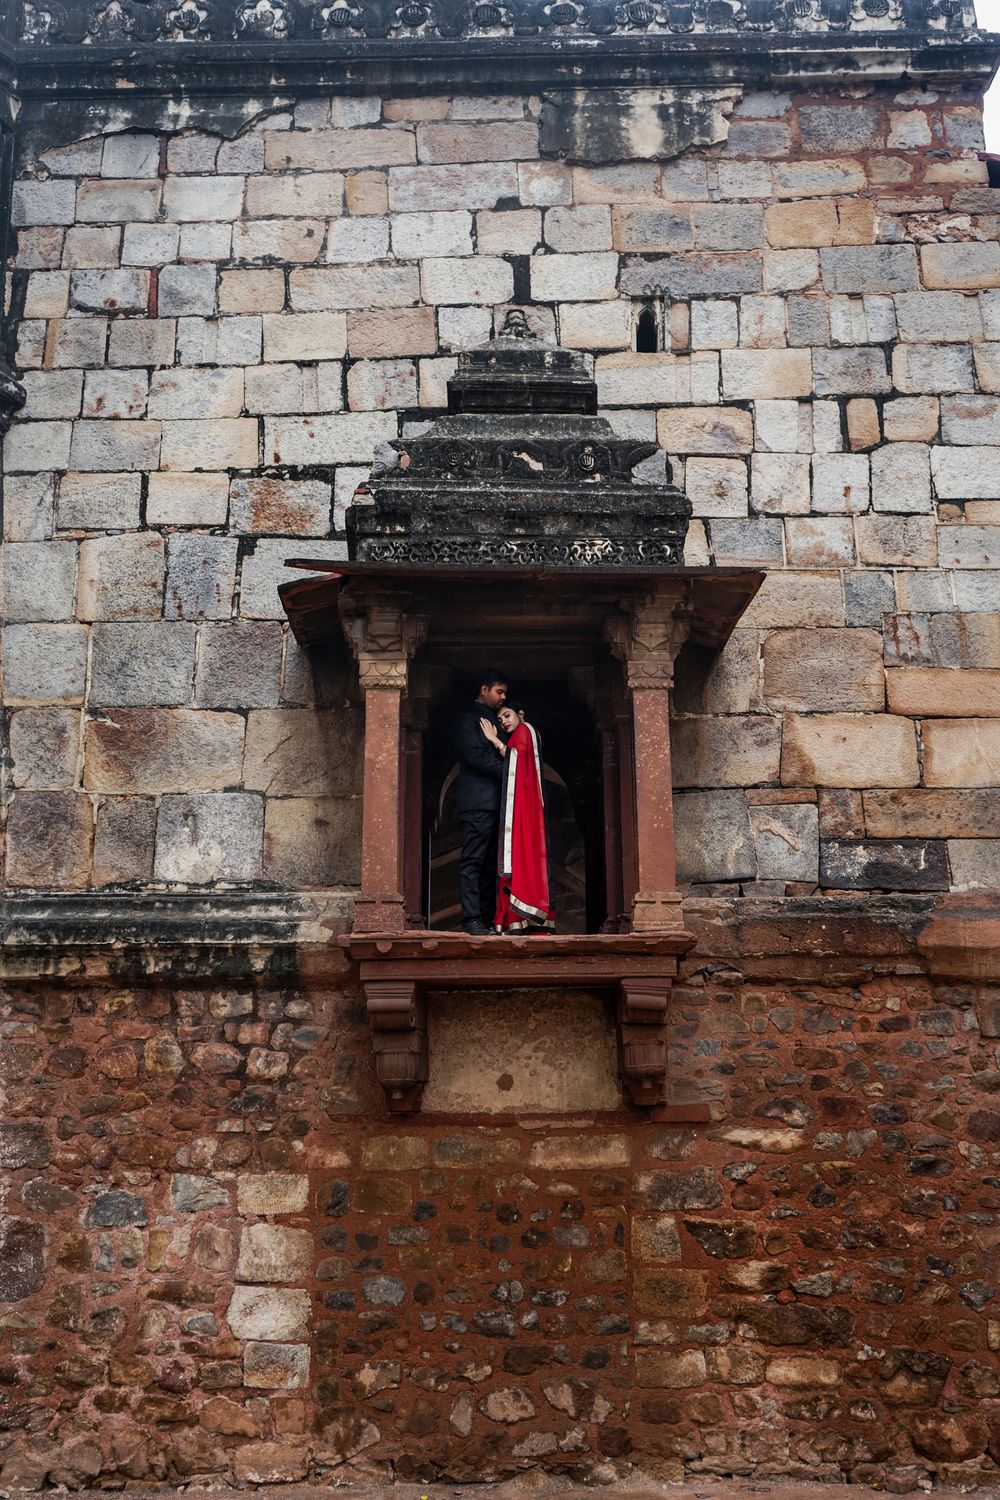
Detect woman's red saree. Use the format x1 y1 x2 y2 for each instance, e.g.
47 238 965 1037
494 721 555 933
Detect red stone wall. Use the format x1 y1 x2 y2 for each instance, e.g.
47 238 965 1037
3 901 999 1490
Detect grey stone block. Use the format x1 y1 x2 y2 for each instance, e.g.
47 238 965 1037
90 622 197 706
4 474 55 542
844 570 894 627
9 708 81 788
709 517 784 565
820 839 950 891
724 121 791 157
69 419 161 472
195 622 284 708
819 246 918 295
102 133 160 179
165 535 239 620
749 803 819 883
262 795 361 886
69 268 149 314
882 612 932 667
157 264 219 317
57 473 142 532
12 180 76 227
799 106 883 152
620 253 762 299
953 572 1000 611
3 540 77 621
813 346 891 396
675 790 756 884
154 792 264 882
2 624 88 703
948 839 1000 891
786 296 829 347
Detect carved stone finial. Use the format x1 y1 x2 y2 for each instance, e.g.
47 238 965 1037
499 308 531 339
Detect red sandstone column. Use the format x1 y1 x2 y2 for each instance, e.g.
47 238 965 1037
609 592 690 935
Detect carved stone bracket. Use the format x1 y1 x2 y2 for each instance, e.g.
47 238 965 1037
366 978 428 1113
617 976 670 1107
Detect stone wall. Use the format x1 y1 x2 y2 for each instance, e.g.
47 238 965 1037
3 82 999 898
2 900 1000 1489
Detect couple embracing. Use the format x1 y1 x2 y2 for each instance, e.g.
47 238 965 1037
454 669 555 937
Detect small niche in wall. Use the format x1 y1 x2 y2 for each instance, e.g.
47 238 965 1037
634 300 662 352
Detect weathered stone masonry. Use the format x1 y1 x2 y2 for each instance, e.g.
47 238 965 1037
3 0 1000 1488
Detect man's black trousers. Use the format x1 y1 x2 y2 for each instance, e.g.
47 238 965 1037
458 810 499 928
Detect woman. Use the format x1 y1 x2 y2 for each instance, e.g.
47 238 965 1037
480 704 555 934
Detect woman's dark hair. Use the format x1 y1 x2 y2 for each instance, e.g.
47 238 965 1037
503 700 525 716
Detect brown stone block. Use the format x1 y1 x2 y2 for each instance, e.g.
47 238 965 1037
864 788 1000 838
528 1135 629 1169
766 1355 841 1387
84 709 245 793
6 791 92 887
360 1135 429 1171
233 1441 309 1482
672 715 781 788
658 405 753 454
244 708 363 796
635 1268 710 1319
348 306 438 357
355 1176 411 1213
819 788 864 838
416 121 537 164
780 713 918 788
631 1214 681 1263
887 668 1000 718
93 795 156 883
635 1349 707 1388
847 397 881 450
923 720 1000 788
763 628 884 713
262 795 362 886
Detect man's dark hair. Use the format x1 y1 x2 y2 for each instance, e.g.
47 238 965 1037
479 668 509 689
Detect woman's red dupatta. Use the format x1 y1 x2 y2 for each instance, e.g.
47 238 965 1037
494 721 555 933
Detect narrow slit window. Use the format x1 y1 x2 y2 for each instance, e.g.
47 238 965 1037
635 303 659 353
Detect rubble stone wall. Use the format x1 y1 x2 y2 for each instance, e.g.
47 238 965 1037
4 83 1000 897
2 903 1000 1488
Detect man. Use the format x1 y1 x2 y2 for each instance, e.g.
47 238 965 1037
454 668 508 935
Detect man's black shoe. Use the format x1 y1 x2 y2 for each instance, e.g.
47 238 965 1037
463 920 493 936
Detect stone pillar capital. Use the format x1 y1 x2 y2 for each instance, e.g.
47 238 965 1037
606 591 691 692
343 601 428 693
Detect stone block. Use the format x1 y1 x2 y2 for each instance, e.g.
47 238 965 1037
389 162 519 212
813 346 891 397
12 180 77 227
895 570 954 612
635 1270 709 1320
921 242 1000 291
3 540 77 622
784 517 855 567
765 249 820 294
542 205 609 253
243 1345 310 1392
50 317 108 369
691 204 764 252
892 344 975 395
749 802 819 883
764 628 884 712
621 252 762 298
325 216 391 264
738 295 785 349
9 707 80 788
264 412 395 468
863 789 1000 839
941 395 1000 447
690 300 738 350
684 457 747 518
121 222 179 266
888 667 1000 718
69 268 149 314
218 270 285 317
894 290 982 344
6 421 73 473
799 104 882 151
975 344 1000 394
923 720 1000 787
262 312 346 364
675 790 756 882
90 622 196 706
229 477 331 536
750 452 810 514
786 296 830 346
93 795 156 883
154 793 264 882
81 370 148 421
266 128 415 173
244 709 362 796
263 795 362 885
883 396 939 444
237 1173 308 1214
476 208 542 255
954 572 1000 611
101 133 159 178
155 264 217 317
416 121 537 163
632 1215 681 1263
933 450 1000 502
820 839 949 891
819 245 917 294
23 270 69 318
869 442 931 515
559 300 632 350
166 535 239 620
5 791 92 887
290 263 419 313
741 571 843 629
84 708 245 793
773 160 866 198
227 1286 310 1341
709 517 783 565
347 358 418 411
160 418 258 472
948 839 1000 891
232 219 324 264
77 533 164 620
242 174 343 222
660 406 753 454
781 714 918 788
597 352 703 407
239 539 347 618
386 209 470 259
194 622 283 709
720 349 812 399
3 623 88 703
348 306 437 357
856 516 937 567
77 179 162 223
146 368 241 423
846 398 880 452
811 453 870 513
636 1350 707 1388
108 317 176 369
345 169 389 215
146 472 229 527
5 472 55 541
69 419 161 473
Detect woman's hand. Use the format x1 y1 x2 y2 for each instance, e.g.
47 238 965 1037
480 717 505 755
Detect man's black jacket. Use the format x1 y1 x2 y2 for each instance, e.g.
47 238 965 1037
454 702 504 814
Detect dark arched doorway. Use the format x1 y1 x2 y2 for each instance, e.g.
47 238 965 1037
422 673 604 934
